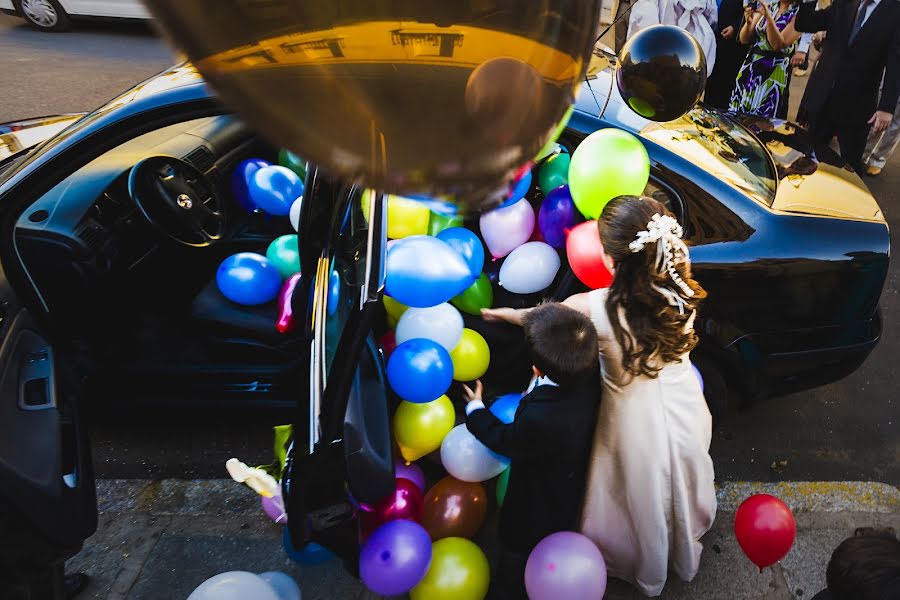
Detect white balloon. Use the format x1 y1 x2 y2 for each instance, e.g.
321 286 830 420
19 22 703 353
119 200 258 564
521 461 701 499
499 241 561 294
440 424 509 482
395 303 463 352
187 572 280 600
258 572 302 600
289 197 303 232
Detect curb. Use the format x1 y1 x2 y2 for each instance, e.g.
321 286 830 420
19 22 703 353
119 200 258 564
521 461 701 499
96 479 900 516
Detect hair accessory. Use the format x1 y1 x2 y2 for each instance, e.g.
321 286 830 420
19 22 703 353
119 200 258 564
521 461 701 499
629 213 695 313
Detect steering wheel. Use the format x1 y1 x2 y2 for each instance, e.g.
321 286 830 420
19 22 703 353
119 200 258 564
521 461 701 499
127 156 226 247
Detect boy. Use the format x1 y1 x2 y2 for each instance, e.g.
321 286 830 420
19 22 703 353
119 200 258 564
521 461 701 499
463 302 601 599
811 527 900 600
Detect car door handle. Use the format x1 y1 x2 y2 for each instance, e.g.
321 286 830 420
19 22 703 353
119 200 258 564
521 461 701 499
18 347 56 411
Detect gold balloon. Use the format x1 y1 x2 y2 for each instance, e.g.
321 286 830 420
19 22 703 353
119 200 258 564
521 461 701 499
144 1 604 212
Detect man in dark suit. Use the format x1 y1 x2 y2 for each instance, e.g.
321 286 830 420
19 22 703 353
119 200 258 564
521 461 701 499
705 0 749 109
795 0 900 173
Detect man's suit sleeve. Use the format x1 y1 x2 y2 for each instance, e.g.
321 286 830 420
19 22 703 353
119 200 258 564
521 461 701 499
795 0 832 33
465 395 551 460
879 22 900 113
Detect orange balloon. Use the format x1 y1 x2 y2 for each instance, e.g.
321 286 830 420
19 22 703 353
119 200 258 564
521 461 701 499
422 476 488 541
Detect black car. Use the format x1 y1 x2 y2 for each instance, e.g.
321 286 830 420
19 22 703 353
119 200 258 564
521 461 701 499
0 64 888 593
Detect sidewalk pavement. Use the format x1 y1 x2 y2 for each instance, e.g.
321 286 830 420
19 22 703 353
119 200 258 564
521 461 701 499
67 479 899 600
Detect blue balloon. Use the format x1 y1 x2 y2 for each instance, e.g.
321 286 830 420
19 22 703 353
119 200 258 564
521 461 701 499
387 338 453 403
490 393 522 424
282 528 336 566
216 252 282 306
231 158 270 212
436 227 485 278
250 165 304 216
327 268 341 316
509 170 533 204
385 236 475 308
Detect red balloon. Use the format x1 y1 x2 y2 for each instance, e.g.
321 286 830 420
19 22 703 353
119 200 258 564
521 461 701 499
378 330 397 360
276 273 302 334
734 494 796 570
359 478 424 543
566 221 613 289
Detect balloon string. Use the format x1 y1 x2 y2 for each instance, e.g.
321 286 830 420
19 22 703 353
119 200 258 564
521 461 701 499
595 0 638 44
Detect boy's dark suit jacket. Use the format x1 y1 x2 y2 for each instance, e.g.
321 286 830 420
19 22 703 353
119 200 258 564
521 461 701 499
796 0 900 121
466 374 601 552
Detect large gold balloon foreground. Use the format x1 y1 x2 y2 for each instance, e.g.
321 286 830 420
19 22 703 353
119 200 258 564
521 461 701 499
144 1 603 212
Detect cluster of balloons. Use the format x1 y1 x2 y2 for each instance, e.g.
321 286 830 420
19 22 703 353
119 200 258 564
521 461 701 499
217 150 312 333
187 571 300 600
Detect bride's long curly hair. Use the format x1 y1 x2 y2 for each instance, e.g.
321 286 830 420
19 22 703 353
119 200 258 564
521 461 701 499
599 196 706 379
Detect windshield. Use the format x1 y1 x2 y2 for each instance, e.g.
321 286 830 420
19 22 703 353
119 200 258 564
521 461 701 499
640 107 777 206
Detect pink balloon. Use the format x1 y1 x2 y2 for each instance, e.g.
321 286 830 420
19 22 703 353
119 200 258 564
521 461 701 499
359 478 424 542
276 273 302 334
394 459 426 493
261 492 287 524
525 532 606 600
479 198 535 258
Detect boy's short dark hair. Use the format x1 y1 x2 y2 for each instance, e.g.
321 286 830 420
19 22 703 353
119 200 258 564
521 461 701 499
521 302 599 384
826 527 900 600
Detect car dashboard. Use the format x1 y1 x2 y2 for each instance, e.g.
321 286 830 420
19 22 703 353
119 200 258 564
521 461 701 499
13 115 263 336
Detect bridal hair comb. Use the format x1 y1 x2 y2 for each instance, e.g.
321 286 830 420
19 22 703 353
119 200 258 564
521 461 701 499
629 213 695 313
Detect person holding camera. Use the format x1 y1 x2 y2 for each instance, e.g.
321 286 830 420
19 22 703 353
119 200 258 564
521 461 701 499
729 0 803 118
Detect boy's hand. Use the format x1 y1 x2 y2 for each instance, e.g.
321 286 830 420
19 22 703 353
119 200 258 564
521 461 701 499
480 307 517 322
462 380 483 401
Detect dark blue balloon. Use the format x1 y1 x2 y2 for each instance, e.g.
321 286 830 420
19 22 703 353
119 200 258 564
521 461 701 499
436 227 485 278
327 268 341 316
282 528 336 566
249 165 304 216
387 338 453 403
490 393 522 424
385 235 475 308
538 185 577 248
216 252 282 306
231 158 270 212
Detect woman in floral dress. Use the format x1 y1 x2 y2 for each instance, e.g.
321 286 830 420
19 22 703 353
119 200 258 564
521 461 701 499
729 0 802 117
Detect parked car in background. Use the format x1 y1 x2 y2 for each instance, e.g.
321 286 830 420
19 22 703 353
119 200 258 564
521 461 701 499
0 0 149 31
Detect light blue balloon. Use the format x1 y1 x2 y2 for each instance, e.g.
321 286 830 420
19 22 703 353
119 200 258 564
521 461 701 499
490 393 522 424
387 338 453 403
257 572 301 600
385 235 475 308
436 227 485 278
249 165 304 216
216 253 282 306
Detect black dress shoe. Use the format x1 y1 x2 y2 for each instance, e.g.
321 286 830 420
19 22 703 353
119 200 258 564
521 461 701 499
64 573 89 599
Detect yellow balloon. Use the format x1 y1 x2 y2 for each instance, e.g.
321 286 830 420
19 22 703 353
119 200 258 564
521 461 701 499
387 195 430 239
360 188 373 223
383 295 409 322
411 537 490 600
393 395 455 463
450 329 491 382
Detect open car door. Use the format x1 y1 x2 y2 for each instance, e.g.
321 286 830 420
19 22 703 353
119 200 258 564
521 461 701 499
0 259 97 599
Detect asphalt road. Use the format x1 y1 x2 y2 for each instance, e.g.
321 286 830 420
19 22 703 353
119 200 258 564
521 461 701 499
0 14 897 484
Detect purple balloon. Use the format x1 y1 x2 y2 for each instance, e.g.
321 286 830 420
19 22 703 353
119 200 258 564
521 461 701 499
538 186 577 248
479 198 535 259
231 158 271 212
395 459 427 493
261 492 287 524
359 520 433 596
525 532 607 600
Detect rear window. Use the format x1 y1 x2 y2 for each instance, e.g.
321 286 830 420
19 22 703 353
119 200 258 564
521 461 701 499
640 107 777 207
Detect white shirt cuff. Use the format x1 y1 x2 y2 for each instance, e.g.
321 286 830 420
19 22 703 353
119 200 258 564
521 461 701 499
465 399 486 416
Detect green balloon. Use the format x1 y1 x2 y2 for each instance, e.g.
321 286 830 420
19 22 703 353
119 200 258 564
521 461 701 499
568 128 650 219
451 273 493 316
266 234 301 280
538 152 570 195
427 212 464 236
278 148 307 181
496 466 510 507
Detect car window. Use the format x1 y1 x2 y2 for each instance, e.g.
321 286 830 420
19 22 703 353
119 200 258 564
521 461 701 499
324 190 369 375
640 106 777 207
643 177 682 222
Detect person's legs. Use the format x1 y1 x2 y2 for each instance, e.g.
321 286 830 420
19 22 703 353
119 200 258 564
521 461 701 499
863 104 900 170
836 119 871 175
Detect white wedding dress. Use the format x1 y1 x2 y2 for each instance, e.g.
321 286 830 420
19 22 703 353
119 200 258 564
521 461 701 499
580 288 717 597
627 0 719 75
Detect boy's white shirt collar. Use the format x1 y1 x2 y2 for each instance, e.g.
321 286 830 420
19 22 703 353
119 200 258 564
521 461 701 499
466 375 559 416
